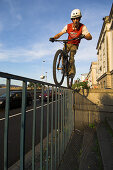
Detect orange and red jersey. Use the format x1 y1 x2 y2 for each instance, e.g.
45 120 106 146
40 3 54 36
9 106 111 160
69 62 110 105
67 23 84 45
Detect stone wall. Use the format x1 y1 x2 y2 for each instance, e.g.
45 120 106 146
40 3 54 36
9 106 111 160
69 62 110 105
74 89 113 129
111 73 113 88
79 89 113 109
74 92 99 129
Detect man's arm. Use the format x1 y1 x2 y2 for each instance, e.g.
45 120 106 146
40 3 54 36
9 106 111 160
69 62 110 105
84 33 92 40
82 25 92 40
53 31 64 39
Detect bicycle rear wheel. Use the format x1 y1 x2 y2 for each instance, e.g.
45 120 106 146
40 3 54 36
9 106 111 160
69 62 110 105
53 49 65 86
67 76 73 88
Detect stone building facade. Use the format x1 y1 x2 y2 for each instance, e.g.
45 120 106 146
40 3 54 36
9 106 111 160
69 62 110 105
87 62 97 88
96 3 113 89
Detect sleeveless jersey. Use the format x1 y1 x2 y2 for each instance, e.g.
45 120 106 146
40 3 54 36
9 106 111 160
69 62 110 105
67 23 84 45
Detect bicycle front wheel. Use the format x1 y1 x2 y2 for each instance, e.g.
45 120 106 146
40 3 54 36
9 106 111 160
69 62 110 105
53 49 65 86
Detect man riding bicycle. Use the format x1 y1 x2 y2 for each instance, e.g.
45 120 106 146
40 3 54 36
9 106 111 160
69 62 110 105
49 9 92 78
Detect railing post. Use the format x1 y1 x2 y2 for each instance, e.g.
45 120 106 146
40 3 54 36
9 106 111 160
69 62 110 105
40 85 44 170
64 89 66 150
4 78 10 170
20 80 27 170
58 88 60 165
62 89 65 154
46 85 50 170
60 88 63 158
55 87 57 170
32 83 37 170
73 90 76 131
51 87 54 170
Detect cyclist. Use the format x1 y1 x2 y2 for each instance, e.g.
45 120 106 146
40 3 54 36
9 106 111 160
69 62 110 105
49 9 92 77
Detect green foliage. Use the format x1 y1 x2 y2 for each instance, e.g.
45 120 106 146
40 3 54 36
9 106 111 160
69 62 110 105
89 123 95 128
72 79 90 90
28 82 42 89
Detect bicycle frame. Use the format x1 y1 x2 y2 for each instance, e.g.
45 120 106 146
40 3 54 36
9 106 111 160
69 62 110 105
53 37 80 61
52 36 82 87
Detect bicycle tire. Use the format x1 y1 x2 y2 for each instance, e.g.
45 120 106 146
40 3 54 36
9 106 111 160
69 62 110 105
53 49 65 86
67 76 73 88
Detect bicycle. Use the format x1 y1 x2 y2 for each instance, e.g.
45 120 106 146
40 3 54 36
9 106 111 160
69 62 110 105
50 36 83 88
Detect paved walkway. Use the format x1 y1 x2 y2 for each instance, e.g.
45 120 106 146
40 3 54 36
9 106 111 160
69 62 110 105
97 122 113 170
79 127 99 170
57 129 83 170
58 126 103 170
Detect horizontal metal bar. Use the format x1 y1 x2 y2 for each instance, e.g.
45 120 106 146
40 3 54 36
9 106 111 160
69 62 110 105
0 71 68 88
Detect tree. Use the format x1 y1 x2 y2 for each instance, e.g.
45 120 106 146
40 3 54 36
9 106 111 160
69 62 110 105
28 82 42 89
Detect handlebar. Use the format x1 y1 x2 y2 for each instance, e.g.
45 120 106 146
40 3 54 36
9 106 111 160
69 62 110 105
54 37 79 43
49 35 85 43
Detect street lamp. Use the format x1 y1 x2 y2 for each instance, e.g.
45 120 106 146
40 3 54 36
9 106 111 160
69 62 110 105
40 60 46 80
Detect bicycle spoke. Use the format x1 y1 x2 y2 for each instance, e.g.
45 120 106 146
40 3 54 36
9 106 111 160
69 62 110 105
56 55 63 82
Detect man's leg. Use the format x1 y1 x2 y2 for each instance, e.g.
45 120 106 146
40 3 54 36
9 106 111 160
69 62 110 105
68 44 78 77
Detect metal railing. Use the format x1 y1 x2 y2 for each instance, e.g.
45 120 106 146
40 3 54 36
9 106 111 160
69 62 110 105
0 71 74 170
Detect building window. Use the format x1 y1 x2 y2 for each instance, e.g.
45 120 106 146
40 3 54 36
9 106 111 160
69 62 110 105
101 82 103 88
100 66 102 71
104 81 106 88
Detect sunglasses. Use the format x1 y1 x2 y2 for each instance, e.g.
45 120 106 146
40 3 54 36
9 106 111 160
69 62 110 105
71 18 80 21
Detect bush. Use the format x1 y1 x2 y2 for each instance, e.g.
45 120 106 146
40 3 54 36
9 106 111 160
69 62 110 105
72 80 90 90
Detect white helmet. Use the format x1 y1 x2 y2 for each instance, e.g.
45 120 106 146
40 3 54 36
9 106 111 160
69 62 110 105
71 9 82 19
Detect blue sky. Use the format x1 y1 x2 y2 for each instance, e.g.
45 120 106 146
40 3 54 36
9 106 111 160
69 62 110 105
0 0 113 86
